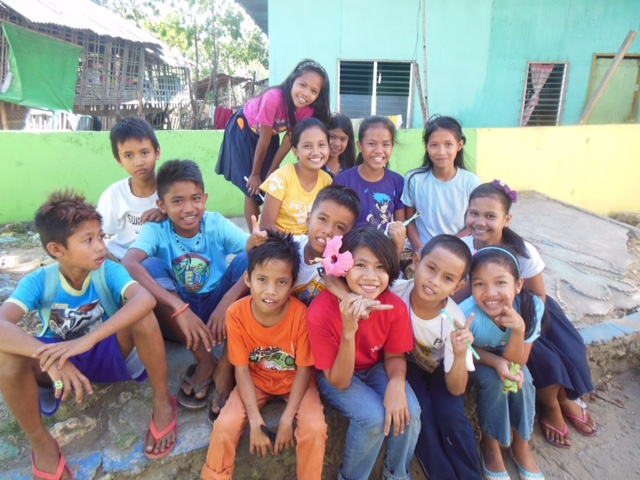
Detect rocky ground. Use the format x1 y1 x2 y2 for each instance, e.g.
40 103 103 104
0 220 639 479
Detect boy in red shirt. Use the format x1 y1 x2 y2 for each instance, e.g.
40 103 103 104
201 231 327 480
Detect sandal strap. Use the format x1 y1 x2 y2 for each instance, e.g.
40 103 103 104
31 440 73 480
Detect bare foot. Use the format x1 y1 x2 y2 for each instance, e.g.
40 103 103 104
31 435 73 479
560 399 597 435
145 396 178 456
181 351 216 401
540 404 572 447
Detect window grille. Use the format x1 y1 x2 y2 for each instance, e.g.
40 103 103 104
520 62 568 126
338 60 413 128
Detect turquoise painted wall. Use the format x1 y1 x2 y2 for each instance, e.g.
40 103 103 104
1 129 453 224
267 0 640 128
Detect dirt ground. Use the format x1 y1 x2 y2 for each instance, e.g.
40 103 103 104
0 225 639 479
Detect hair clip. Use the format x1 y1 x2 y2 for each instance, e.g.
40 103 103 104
297 60 326 74
313 235 353 276
492 179 518 203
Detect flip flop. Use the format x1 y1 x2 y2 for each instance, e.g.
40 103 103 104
564 406 598 437
508 447 544 480
145 396 179 460
539 419 571 449
207 389 224 425
176 364 212 409
31 439 74 480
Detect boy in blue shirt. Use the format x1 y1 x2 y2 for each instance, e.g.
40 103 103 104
97 117 166 260
122 159 266 412
0 190 177 479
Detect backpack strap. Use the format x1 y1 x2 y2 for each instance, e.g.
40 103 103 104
93 262 119 318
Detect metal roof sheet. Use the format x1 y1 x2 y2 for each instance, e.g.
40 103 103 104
1 0 164 46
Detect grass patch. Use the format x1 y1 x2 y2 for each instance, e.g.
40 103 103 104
115 430 139 451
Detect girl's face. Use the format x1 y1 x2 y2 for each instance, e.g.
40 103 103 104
471 262 524 320
357 124 394 171
466 196 512 247
329 128 349 158
412 247 466 305
426 128 463 173
291 71 323 109
292 126 330 171
345 246 390 300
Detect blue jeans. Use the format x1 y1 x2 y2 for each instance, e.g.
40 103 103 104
407 363 481 480
316 363 421 480
472 364 536 446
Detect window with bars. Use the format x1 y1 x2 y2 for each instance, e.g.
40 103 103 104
338 60 413 127
520 62 568 126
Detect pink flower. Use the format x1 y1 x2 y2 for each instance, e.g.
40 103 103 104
319 235 353 277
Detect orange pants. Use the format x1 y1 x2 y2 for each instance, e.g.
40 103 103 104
201 383 327 480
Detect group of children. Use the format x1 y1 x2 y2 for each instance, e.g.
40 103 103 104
0 58 597 480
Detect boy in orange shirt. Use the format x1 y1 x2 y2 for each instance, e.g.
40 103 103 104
201 231 327 480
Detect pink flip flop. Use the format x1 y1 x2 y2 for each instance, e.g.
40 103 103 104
564 406 598 437
539 419 571 449
145 396 179 460
31 439 74 480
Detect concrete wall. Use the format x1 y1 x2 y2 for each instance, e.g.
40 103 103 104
267 0 640 128
1 124 637 224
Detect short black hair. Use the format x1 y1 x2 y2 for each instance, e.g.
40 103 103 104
420 234 472 279
247 230 301 284
311 184 361 222
157 159 205 201
110 117 159 160
341 227 400 286
35 189 102 257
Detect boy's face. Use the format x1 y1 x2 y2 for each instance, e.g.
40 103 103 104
47 219 107 272
157 181 207 238
306 199 356 257
115 137 160 183
412 246 467 306
244 259 293 318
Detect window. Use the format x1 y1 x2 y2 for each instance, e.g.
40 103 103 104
338 60 413 128
520 62 568 126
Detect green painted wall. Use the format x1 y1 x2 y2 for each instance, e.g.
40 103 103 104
267 0 640 128
1 129 467 224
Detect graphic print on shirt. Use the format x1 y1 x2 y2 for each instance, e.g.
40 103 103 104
125 211 143 234
172 253 210 293
249 346 296 371
292 272 325 306
49 300 104 340
366 192 392 229
408 338 441 373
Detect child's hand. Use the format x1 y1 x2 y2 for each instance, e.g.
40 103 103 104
451 313 475 358
175 307 214 352
493 357 525 388
247 215 268 250
340 294 363 338
383 378 410 436
386 221 406 246
246 174 262 197
34 337 94 372
48 362 93 403
495 305 525 334
249 423 273 457
274 418 295 455
348 297 393 321
140 208 167 224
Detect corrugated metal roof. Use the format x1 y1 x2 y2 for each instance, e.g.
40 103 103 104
1 0 164 46
236 0 268 35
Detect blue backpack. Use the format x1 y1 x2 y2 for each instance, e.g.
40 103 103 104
39 262 119 336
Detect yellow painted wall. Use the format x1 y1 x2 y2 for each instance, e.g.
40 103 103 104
475 124 640 215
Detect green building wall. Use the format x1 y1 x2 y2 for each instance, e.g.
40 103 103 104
267 0 640 128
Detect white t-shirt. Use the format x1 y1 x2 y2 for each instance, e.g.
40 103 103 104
291 235 326 306
391 279 474 373
401 168 481 248
97 178 158 259
460 236 545 279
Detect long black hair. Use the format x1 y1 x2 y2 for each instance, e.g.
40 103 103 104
355 116 396 166
328 113 356 170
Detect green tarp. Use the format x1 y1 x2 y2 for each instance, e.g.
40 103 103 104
0 23 82 112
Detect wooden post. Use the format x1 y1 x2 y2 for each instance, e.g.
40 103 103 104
0 101 8 130
579 30 637 125
413 62 427 123
421 0 429 121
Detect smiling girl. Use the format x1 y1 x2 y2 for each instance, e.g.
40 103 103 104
307 228 420 480
259 118 333 236
334 116 406 230
322 113 356 178
402 115 481 253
